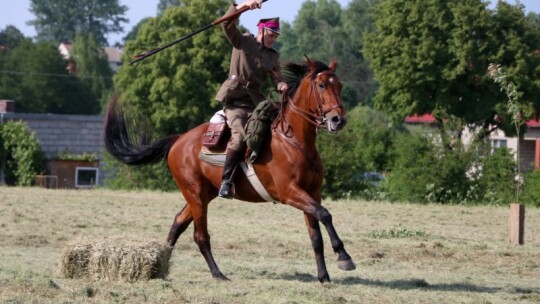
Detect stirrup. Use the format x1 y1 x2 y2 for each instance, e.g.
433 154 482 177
218 181 234 199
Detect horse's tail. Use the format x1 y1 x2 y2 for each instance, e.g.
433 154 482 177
104 97 179 166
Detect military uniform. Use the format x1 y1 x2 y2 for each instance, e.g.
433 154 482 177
215 3 284 199
216 4 283 151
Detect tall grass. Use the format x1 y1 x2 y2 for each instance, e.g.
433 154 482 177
0 187 539 303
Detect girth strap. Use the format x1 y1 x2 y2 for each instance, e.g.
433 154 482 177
239 161 276 202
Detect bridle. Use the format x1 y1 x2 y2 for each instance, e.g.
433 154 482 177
277 70 343 130
273 69 344 167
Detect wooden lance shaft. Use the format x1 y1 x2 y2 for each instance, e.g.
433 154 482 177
129 0 269 65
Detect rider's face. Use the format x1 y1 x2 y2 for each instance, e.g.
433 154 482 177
258 29 279 48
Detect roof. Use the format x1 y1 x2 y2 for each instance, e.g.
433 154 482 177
104 47 123 63
57 42 123 63
404 114 437 124
404 113 540 128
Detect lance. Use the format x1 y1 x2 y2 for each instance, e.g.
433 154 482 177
129 0 269 65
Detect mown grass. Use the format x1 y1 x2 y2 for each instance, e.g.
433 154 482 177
0 186 539 303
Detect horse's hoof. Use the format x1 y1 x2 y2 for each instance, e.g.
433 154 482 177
213 273 230 281
318 273 331 283
337 259 356 271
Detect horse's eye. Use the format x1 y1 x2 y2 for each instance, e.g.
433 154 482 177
318 82 326 89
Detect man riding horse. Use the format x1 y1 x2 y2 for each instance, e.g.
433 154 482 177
215 0 288 199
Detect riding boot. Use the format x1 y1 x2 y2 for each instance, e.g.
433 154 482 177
219 148 244 199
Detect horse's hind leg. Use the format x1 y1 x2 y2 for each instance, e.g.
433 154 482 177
182 190 228 280
304 213 330 283
167 204 193 246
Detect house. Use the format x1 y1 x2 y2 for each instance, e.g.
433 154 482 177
58 41 124 73
0 100 105 189
405 113 540 172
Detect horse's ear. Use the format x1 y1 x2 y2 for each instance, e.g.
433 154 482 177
305 54 316 71
329 59 338 72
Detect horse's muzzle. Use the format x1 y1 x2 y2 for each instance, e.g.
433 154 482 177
327 114 347 132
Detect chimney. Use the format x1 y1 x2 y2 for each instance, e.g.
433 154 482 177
0 100 15 113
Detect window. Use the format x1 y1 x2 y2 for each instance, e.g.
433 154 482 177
491 139 507 154
75 167 98 188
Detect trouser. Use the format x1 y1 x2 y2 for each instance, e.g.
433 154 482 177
224 106 253 152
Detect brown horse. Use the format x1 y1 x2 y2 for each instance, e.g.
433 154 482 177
104 57 355 283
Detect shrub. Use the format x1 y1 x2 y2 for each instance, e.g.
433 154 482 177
0 121 45 186
385 132 475 204
520 170 540 207
474 147 516 205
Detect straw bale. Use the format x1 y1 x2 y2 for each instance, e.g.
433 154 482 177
59 236 172 282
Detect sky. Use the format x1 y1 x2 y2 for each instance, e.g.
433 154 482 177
1 0 539 46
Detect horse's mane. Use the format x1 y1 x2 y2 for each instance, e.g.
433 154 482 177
282 59 330 99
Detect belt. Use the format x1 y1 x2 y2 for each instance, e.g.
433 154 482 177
229 75 260 91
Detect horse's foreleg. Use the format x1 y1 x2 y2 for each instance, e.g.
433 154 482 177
314 206 356 271
286 189 356 277
304 213 330 283
167 204 193 247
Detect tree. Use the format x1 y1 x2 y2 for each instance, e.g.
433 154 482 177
114 0 231 136
0 26 26 49
123 18 152 43
29 0 128 45
279 0 376 109
0 40 93 114
72 33 113 113
158 0 182 16
363 0 540 138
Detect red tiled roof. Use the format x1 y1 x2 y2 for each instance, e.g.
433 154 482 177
526 119 540 128
404 114 437 124
405 113 540 128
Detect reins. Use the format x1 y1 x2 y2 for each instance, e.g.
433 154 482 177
272 69 343 167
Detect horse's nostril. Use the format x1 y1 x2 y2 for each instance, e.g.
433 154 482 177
332 116 346 127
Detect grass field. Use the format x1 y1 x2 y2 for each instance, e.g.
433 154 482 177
1 187 539 303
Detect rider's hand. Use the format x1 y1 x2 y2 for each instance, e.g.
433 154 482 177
244 0 262 10
277 82 288 93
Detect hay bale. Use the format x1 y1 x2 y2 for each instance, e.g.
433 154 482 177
59 236 172 282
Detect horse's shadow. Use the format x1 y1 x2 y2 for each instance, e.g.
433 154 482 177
275 272 538 295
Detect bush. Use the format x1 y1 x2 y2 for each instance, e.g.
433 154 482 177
318 106 402 199
474 147 516 205
385 132 475 204
0 121 46 186
520 170 540 207
102 153 176 191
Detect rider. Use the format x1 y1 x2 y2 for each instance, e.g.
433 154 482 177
215 0 288 199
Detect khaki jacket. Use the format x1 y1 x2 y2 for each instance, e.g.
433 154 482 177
215 4 283 109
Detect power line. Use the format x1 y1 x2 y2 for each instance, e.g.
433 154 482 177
0 69 114 79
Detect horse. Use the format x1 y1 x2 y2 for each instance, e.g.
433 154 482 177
104 57 355 283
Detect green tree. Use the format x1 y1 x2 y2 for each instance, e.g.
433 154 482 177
72 33 113 113
29 0 128 45
114 0 230 136
280 0 376 109
123 18 152 43
0 40 93 114
0 26 26 49
0 121 45 186
107 0 231 190
364 0 540 138
158 0 182 16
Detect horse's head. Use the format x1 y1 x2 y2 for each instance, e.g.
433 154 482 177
306 58 347 132
284 57 347 133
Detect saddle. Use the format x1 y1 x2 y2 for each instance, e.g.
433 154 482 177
199 109 276 202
